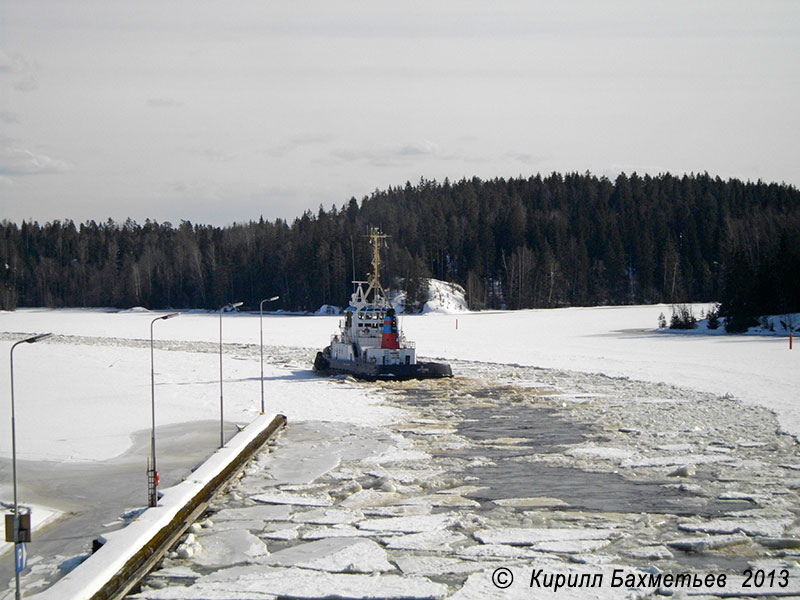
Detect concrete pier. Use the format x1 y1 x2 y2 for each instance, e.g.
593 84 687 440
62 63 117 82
29 413 286 600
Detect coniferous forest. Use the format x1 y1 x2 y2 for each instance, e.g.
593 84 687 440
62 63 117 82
1 172 799 330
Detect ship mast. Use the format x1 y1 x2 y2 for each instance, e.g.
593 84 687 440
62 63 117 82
365 227 389 306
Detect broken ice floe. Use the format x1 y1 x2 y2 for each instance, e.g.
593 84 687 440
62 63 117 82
716 490 766 504
300 525 382 540
199 519 265 533
189 530 268 568
362 504 432 517
174 534 202 559
211 504 292 522
677 516 793 537
384 530 468 552
394 555 487 577
290 508 364 525
620 454 735 469
666 533 748 552
474 528 617 546
338 489 404 508
436 484 488 496
264 538 393 573
251 490 333 507
357 514 454 533
531 539 612 554
395 494 480 508
456 544 548 560
450 564 652 600
260 526 299 540
622 545 673 560
564 444 637 461
134 566 448 600
491 497 568 508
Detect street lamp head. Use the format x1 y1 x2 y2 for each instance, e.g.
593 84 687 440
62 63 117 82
160 312 180 321
231 301 244 308
260 295 280 309
24 333 52 344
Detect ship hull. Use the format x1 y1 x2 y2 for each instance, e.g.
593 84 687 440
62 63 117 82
314 348 452 381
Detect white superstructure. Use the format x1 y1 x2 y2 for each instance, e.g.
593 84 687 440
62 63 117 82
328 228 416 368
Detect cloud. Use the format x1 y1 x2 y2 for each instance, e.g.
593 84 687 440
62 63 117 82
0 50 39 92
0 112 20 124
14 77 38 92
0 50 13 72
196 148 236 162
330 140 453 167
0 147 73 176
146 97 183 108
504 151 550 166
266 133 335 158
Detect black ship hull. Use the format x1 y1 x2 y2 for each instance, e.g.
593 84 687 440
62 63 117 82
314 347 452 381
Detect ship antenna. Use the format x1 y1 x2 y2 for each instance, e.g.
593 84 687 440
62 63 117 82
350 235 357 290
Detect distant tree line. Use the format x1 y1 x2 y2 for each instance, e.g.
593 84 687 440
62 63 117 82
1 172 798 329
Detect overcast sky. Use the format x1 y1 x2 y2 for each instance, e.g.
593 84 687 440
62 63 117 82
1 1 798 226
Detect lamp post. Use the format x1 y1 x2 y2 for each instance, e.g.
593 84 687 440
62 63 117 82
9 332 52 600
219 302 242 447
259 296 279 414
149 313 179 508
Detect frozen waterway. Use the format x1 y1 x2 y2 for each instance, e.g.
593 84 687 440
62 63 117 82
408 389 750 517
129 360 800 599
1 305 797 598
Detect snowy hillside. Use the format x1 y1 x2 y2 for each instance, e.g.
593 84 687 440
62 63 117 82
388 279 468 314
316 278 467 315
420 279 468 314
